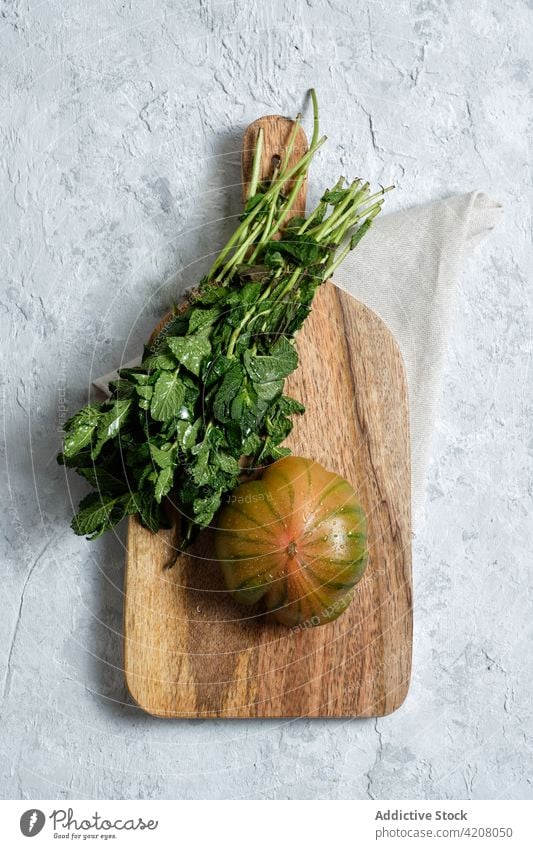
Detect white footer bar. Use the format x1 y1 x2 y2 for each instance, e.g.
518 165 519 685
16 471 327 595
1 799 530 848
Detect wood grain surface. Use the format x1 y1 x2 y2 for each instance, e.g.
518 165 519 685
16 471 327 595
123 115 412 718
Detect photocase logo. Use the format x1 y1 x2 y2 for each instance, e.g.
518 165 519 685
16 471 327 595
20 809 45 837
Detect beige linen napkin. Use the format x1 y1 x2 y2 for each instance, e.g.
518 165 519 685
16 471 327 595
93 191 501 516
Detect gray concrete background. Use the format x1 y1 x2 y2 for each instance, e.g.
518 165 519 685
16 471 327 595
1 0 531 800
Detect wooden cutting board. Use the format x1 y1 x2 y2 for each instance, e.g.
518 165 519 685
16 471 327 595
123 115 412 718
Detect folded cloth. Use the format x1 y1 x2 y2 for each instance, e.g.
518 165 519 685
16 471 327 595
93 191 501 518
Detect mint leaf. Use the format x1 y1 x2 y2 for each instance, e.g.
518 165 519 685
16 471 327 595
268 233 322 264
242 432 262 455
213 362 244 424
63 404 101 434
142 352 177 371
63 405 101 457
243 336 298 383
167 331 211 377
349 218 373 250
149 442 175 469
188 306 220 333
190 442 211 486
278 394 305 416
91 399 132 459
76 466 128 495
322 188 349 203
216 452 240 475
241 193 265 216
150 313 188 352
253 378 283 401
193 490 222 526
117 369 154 384
150 371 185 421
258 441 291 463
135 384 153 400
71 491 139 539
154 466 174 503
136 491 163 533
176 417 201 451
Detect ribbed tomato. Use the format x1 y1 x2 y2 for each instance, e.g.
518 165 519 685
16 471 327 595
215 456 368 627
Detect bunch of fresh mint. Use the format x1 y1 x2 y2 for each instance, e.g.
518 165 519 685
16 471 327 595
59 91 390 547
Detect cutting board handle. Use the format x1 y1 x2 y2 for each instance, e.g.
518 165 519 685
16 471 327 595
149 116 309 345
241 115 309 221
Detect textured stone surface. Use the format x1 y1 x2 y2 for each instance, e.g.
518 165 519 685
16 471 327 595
0 0 531 800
